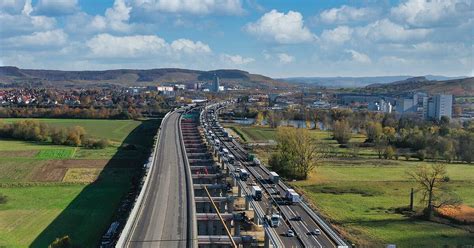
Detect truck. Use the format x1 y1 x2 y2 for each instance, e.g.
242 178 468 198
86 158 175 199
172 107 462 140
253 158 261 167
269 172 279 184
222 148 229 157
251 185 262 201
240 169 249 181
269 214 281 227
228 154 235 165
285 189 300 204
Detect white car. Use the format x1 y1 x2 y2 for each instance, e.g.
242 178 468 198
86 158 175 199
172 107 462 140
310 229 321 235
286 229 295 237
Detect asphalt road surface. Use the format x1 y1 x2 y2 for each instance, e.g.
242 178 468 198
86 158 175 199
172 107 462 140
126 111 188 248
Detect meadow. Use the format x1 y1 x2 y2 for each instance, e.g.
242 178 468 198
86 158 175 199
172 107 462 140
227 124 474 247
0 118 159 247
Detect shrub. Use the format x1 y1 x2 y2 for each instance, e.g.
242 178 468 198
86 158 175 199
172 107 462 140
48 235 73 248
0 194 7 204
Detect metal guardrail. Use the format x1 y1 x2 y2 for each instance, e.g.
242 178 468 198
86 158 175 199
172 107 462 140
116 111 172 247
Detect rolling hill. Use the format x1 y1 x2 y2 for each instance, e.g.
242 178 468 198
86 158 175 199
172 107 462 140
364 76 474 96
0 66 290 89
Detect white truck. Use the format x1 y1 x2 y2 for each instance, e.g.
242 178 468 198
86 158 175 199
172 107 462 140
269 172 279 184
253 158 261 167
251 185 262 201
285 189 300 204
240 169 249 181
270 214 281 227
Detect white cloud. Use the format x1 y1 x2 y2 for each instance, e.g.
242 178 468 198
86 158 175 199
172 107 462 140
131 0 244 15
321 26 352 45
220 54 254 65
391 0 472 27
34 0 79 16
104 0 132 32
0 12 56 37
86 33 212 59
0 0 27 14
245 9 315 44
170 39 211 54
356 19 431 42
86 34 167 58
320 5 378 24
277 53 294 64
345 49 371 63
2 29 67 48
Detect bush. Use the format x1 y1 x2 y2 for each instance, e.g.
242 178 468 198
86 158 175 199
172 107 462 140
404 153 411 161
0 194 7 204
49 235 73 248
415 149 426 161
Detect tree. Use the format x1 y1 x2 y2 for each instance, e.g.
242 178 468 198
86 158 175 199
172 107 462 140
365 121 383 142
384 146 396 159
407 163 461 219
270 127 322 179
255 111 264 126
333 120 352 145
49 235 73 248
458 132 474 163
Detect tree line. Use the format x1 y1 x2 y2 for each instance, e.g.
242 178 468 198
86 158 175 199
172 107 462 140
332 116 474 163
0 120 109 149
0 106 143 119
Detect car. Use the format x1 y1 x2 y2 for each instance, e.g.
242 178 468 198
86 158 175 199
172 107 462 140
291 216 302 221
309 229 321 235
286 229 295 237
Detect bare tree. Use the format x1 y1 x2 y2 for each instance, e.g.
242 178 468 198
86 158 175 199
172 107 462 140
407 163 461 219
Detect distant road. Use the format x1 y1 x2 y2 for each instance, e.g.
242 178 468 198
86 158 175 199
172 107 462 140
126 111 188 248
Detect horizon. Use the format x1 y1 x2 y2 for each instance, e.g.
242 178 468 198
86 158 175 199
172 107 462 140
0 1 473 78
1 65 470 79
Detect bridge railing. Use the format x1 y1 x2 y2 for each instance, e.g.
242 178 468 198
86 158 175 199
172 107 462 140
115 111 172 248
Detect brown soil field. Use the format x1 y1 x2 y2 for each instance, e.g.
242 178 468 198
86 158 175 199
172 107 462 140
439 205 474 223
0 150 38 158
29 159 138 182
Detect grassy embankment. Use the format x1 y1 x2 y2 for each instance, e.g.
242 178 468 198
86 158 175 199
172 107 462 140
225 123 474 247
0 118 159 247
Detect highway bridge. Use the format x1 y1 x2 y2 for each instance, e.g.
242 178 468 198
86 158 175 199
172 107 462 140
115 103 348 248
117 110 197 248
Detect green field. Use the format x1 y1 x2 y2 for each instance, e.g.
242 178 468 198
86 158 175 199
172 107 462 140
1 118 142 143
236 124 474 246
0 118 160 247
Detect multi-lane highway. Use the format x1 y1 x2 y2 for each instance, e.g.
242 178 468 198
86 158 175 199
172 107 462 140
125 111 192 248
204 103 347 248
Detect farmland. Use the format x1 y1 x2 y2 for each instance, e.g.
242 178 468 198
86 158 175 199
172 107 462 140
0 118 160 247
228 124 474 247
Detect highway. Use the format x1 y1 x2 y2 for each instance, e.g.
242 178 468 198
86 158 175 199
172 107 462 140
204 103 346 248
125 111 191 248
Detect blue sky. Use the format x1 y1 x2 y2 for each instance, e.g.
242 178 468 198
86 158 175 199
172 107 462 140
0 0 472 77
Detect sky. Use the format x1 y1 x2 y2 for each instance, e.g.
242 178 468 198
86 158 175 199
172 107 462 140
0 0 472 78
